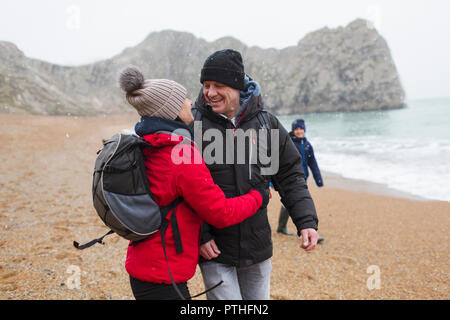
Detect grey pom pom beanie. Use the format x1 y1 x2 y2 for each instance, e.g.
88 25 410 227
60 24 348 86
119 66 187 120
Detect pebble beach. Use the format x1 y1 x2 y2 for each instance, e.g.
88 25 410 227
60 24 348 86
0 113 448 300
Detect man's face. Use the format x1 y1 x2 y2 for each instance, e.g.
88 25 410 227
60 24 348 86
203 81 240 118
294 127 305 138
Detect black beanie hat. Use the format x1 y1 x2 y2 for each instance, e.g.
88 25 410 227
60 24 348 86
200 49 245 90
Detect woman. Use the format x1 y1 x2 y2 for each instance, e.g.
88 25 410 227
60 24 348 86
118 66 269 300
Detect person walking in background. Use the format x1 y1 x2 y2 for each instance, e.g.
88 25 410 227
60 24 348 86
190 49 320 300
118 66 269 300
277 119 324 243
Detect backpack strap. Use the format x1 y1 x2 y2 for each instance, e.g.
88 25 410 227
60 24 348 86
256 110 272 131
192 107 203 122
73 230 114 250
190 280 224 299
257 110 272 162
189 107 203 132
160 197 184 254
159 197 186 300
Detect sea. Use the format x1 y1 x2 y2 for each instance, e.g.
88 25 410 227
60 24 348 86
277 97 450 203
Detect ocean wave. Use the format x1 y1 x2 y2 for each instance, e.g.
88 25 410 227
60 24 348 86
316 150 450 202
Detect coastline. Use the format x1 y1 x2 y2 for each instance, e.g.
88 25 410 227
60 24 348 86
320 171 431 202
0 113 448 300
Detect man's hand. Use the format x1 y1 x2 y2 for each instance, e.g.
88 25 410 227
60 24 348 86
199 239 221 260
300 228 319 251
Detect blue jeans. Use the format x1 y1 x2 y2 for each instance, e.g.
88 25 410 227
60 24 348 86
199 259 272 300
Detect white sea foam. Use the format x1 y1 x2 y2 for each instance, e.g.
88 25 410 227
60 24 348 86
312 136 450 202
279 98 450 203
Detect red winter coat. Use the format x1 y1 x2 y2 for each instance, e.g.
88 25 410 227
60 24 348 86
125 132 262 284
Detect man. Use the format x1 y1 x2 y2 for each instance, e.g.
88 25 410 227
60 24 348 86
277 119 324 239
190 49 319 300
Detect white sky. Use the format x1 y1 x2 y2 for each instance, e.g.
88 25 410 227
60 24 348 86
1 0 449 100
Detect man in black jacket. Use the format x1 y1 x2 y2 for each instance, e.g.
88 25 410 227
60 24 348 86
189 49 319 300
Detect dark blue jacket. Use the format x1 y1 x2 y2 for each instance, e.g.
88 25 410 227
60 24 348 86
289 132 323 187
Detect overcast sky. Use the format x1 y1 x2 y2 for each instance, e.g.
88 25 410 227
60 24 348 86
1 0 449 100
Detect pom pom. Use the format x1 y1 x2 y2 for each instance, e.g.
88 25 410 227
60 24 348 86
119 66 145 94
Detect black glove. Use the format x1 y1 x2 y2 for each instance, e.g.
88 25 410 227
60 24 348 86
251 178 270 209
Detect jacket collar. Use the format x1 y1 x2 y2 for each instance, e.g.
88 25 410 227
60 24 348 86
135 116 193 141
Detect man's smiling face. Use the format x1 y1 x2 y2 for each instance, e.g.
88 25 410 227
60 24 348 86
203 81 240 119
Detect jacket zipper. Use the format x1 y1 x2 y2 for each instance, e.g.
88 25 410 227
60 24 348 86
231 109 252 181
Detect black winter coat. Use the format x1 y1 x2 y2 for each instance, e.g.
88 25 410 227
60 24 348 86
191 90 318 267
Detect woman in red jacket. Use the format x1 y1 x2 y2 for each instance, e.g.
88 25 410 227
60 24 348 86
119 66 269 300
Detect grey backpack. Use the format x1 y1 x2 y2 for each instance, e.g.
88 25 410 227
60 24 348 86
73 133 182 250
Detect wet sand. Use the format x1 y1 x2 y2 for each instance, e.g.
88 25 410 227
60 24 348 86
0 114 448 300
